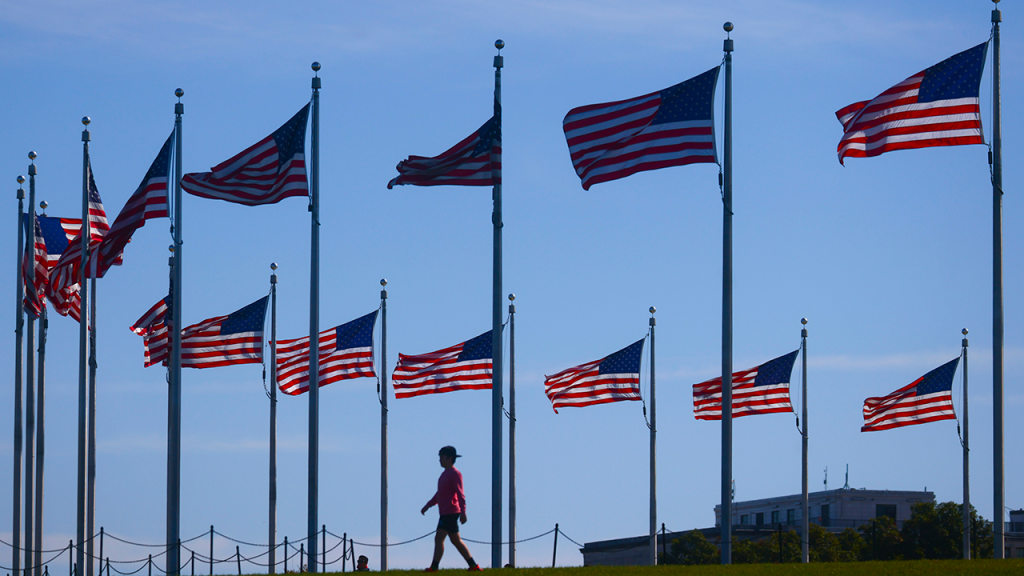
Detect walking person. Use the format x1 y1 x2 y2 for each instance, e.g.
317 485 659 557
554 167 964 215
421 446 481 571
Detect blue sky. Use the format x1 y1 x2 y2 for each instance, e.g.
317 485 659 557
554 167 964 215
0 0 1021 570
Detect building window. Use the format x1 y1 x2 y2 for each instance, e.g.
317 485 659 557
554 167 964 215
740 515 749 525
756 512 764 526
771 511 780 524
876 504 897 521
787 509 796 525
820 505 830 527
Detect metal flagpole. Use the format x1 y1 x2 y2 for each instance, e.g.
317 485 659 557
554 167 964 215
508 294 516 568
720 22 734 565
989 0 1004 558
13 174 26 576
77 118 92 576
649 307 657 566
800 318 808 563
380 278 388 572
490 39 505 569
269 263 278 574
168 88 184 576
87 263 98 576
962 328 970 559
35 261 48 576
308 61 321 573
25 153 38 576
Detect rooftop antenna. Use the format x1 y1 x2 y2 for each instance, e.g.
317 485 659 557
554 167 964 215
843 465 850 490
824 467 828 491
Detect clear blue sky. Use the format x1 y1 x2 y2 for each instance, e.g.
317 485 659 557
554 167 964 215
0 0 1020 570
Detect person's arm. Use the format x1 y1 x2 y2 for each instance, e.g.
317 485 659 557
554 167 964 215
421 493 438 515
456 473 467 523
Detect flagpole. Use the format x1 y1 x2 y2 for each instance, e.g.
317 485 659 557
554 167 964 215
648 307 657 566
490 39 505 570
87 272 97 576
507 293 516 568
307 61 321 573
25 154 38 576
269 263 278 575
380 278 388 572
800 318 808 563
13 174 26 576
989 0 1004 558
35 267 48 576
962 327 970 559
168 89 184 576
720 22 734 566
77 118 92 576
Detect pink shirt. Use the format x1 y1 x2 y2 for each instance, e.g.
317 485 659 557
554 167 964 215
426 467 466 515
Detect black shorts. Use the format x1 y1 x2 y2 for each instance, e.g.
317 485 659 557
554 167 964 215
437 513 460 534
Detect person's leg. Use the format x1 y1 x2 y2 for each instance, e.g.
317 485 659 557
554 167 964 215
430 529 448 569
447 533 477 568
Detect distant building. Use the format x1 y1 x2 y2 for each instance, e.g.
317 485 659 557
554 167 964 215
1007 509 1024 559
581 487 934 566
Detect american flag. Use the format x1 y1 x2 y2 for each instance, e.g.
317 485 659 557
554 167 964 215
862 357 959 432
277 310 378 396
692 350 799 420
544 339 644 414
22 215 49 318
180 296 268 369
180 295 268 366
387 105 501 188
392 331 492 399
182 105 309 205
92 132 172 278
130 296 170 368
563 67 719 190
46 161 109 319
836 42 988 165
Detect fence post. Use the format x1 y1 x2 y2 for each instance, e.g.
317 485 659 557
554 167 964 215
299 544 304 573
236 546 240 576
283 538 288 574
661 523 666 561
99 528 104 576
44 567 49 576
105 558 109 576
69 541 73 576
349 542 355 572
340 535 345 574
148 555 152 576
552 524 559 568
191 551 195 576
321 526 325 574
209 527 214 576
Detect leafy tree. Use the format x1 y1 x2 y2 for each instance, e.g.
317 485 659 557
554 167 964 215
836 527 866 562
900 501 993 560
667 530 718 565
808 523 845 562
859 515 903 561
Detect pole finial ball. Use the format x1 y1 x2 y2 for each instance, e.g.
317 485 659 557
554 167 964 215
175 88 184 98
168 244 175 253
649 306 656 314
17 175 25 184
40 201 47 210
962 328 969 335
508 293 515 301
82 117 91 126
270 262 278 270
495 39 505 50
312 62 321 72
28 151 37 160
801 317 808 325
723 22 734 32
380 278 387 287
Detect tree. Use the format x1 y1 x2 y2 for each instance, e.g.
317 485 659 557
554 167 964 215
900 501 994 560
667 530 718 565
836 528 866 562
859 515 903 561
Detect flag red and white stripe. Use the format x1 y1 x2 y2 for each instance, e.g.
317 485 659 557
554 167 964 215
130 296 170 367
862 357 959 432
276 311 378 396
182 105 309 205
387 109 500 189
392 331 492 399
836 42 988 164
544 339 644 413
693 350 799 420
180 297 268 369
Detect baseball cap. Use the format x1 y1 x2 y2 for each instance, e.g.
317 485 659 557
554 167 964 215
439 446 461 459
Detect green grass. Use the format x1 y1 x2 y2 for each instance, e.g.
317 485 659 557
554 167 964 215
356 559 1024 576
